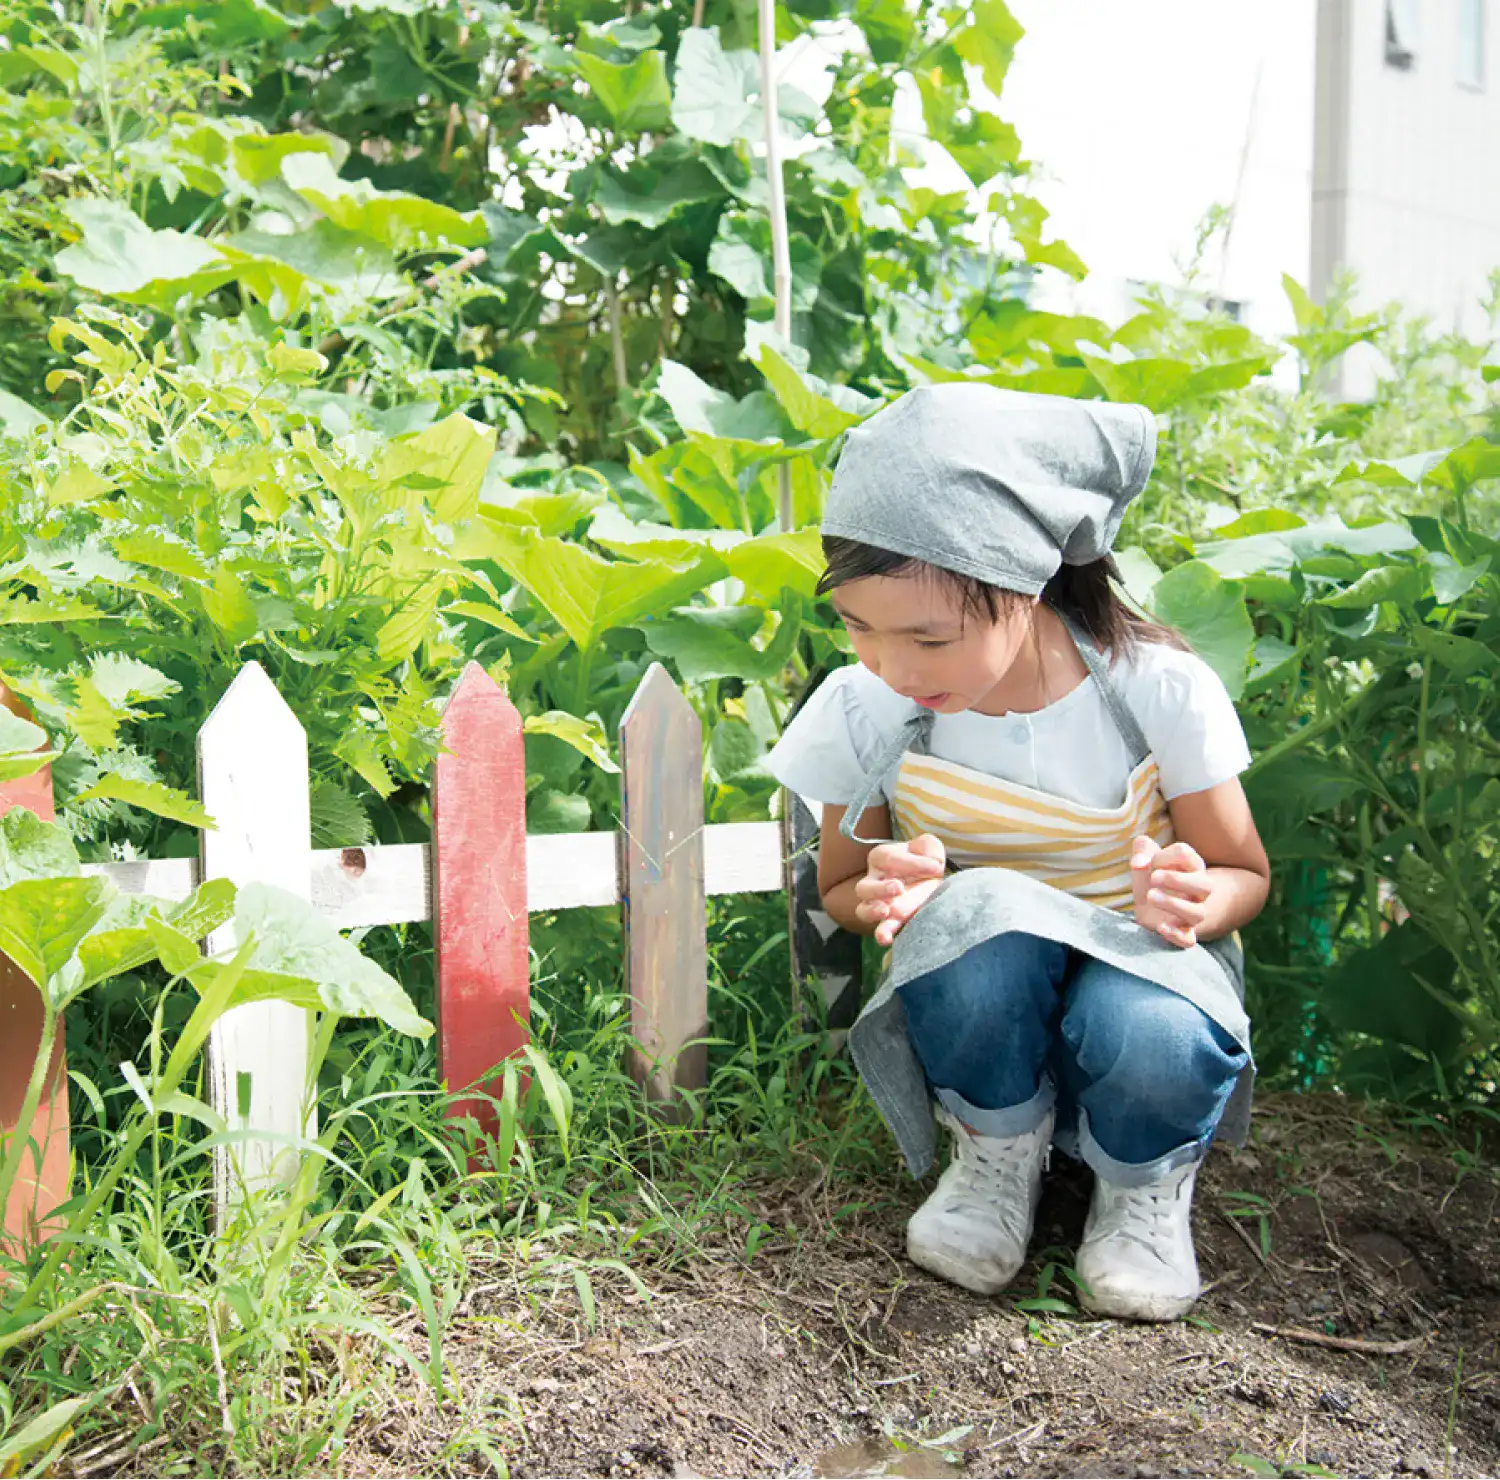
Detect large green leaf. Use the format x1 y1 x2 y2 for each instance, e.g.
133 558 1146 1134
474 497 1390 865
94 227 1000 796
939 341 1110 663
55 200 233 308
232 883 432 1036
588 156 725 228
754 343 870 439
576 48 672 132
523 712 619 773
708 212 822 314
640 602 801 683
227 222 401 301
0 876 112 995
281 154 486 251
0 809 80 887
725 528 825 601
1315 562 1426 611
671 27 758 146
0 388 46 440
77 878 237 992
1149 560 1254 698
655 361 789 445
1318 924 1465 1059
1195 519 1417 579
231 129 347 187
376 413 496 523
478 521 722 649
133 0 292 44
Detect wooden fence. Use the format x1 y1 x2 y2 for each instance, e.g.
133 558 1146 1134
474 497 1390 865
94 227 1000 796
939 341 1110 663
1 660 862 1244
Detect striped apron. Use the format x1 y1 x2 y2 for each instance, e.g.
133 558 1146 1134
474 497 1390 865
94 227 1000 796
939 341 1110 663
840 622 1254 1178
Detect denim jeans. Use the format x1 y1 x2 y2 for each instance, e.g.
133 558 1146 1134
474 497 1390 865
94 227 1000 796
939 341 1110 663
897 932 1249 1187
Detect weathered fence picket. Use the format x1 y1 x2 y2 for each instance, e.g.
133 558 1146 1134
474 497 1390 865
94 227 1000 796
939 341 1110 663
198 662 314 1216
618 664 709 1103
2 659 864 1238
0 689 67 1255
432 662 530 1133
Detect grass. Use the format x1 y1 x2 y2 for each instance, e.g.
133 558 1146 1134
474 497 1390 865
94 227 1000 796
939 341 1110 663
0 893 900 1477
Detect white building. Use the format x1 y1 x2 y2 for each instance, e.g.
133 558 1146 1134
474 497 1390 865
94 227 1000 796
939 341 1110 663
1000 0 1500 368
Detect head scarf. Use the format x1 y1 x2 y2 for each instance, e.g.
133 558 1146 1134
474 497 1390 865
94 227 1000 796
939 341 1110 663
820 383 1157 596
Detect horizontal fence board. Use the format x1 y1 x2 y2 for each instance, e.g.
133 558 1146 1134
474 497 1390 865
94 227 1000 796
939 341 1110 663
80 821 787 926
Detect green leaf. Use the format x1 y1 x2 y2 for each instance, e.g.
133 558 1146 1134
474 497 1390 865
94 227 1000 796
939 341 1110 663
1209 508 1306 540
63 677 121 751
576 48 672 132
0 876 112 994
523 712 619 773
0 387 46 440
641 603 801 683
1429 552 1490 605
1319 924 1464 1059
754 343 869 438
375 580 443 664
111 529 210 582
708 716 766 784
46 459 114 508
377 413 496 523
671 27 758 146
725 528 825 601
945 112 1022 187
1149 561 1254 698
478 522 720 650
0 810 80 887
230 129 348 187
655 361 787 444
77 879 236 992
708 212 822 314
281 153 486 252
0 1397 94 1473
443 601 537 642
227 221 400 301
72 775 215 830
267 341 328 380
589 156 725 228
55 200 233 308
232 883 432 1036
1316 562 1426 611
88 653 178 709
197 566 259 645
0 708 51 782
1410 626 1497 676
526 788 593 834
133 0 292 45
953 0 1024 94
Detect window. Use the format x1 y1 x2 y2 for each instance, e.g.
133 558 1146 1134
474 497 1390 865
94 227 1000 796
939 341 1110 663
1385 0 1419 69
1459 0 1486 88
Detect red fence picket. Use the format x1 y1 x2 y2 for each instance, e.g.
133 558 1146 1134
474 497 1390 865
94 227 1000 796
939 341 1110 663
432 662 530 1135
0 687 66 1255
618 664 709 1103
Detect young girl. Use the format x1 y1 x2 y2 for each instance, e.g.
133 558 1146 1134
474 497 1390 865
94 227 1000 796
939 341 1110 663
767 384 1269 1323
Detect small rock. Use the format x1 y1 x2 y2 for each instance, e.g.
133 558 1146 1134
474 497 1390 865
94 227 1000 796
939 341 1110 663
672 1465 701 1480
618 1450 635 1467
1008 1336 1027 1354
1317 1390 1350 1414
1398 1453 1438 1478
964 1342 983 1359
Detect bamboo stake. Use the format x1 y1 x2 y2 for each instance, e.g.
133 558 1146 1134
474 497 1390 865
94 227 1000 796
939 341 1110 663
758 0 794 532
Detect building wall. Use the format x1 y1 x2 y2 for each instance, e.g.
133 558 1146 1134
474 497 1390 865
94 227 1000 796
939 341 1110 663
1314 0 1500 339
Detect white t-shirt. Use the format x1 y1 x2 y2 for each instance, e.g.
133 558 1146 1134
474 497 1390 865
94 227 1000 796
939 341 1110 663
766 642 1252 813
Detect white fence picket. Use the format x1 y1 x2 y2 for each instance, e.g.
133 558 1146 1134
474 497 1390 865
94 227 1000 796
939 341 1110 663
197 662 314 1221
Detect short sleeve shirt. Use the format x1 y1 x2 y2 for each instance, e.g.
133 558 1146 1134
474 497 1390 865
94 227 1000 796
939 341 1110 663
765 642 1251 813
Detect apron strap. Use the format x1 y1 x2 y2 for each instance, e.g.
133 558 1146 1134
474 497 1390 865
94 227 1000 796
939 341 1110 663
1058 614 1151 767
837 612 1150 847
838 707 934 845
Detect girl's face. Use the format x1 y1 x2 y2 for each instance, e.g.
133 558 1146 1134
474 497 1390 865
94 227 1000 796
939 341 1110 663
829 571 1034 714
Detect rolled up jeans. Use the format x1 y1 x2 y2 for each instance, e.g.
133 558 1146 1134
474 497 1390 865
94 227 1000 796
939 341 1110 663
897 932 1248 1187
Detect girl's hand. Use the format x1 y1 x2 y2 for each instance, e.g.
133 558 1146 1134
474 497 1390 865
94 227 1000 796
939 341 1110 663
855 833 947 946
1131 836 1211 949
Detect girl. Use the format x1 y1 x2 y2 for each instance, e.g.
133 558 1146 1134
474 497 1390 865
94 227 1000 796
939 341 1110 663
767 384 1269 1323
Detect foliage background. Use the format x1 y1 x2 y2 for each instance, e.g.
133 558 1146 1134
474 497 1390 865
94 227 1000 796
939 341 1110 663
2 0 1500 1468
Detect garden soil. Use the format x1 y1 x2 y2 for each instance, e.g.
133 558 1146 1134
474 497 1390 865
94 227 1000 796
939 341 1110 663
337 1094 1498 1480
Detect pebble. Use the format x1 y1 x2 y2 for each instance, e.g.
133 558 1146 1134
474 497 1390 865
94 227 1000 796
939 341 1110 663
1008 1336 1027 1354
1398 1452 1438 1478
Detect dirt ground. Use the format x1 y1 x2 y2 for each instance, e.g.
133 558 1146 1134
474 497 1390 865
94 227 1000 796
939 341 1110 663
344 1095 1500 1480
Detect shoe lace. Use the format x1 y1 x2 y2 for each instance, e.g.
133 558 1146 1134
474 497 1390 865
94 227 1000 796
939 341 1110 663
1093 1174 1186 1254
944 1121 1042 1217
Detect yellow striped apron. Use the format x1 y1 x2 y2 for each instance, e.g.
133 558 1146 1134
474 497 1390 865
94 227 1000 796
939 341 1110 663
892 752 1174 914
837 619 1253 1178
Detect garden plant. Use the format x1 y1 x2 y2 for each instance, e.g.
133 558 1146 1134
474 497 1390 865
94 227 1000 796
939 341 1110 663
0 0 1498 1474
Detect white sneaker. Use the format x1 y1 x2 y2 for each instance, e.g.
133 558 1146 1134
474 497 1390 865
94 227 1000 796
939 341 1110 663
1076 1160 1202 1322
905 1107 1054 1295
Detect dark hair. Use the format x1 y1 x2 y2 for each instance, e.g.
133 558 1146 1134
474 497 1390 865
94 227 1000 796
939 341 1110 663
816 537 1188 656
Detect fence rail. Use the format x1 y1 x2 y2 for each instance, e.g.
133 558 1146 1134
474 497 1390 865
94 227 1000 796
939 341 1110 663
2 658 861 1245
